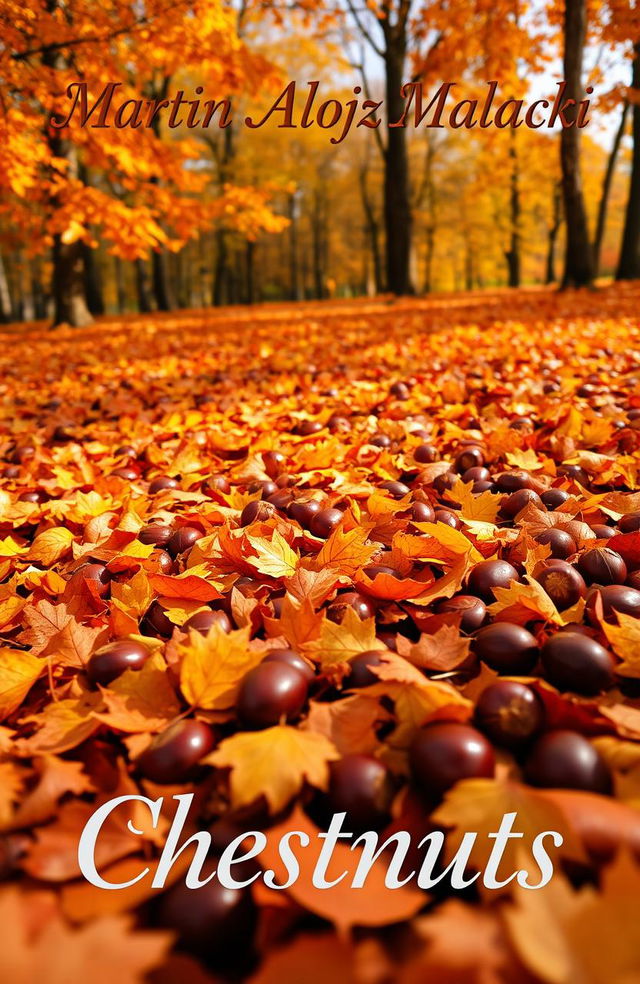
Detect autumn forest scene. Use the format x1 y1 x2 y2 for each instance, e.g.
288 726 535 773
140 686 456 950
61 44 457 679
2 0 640 982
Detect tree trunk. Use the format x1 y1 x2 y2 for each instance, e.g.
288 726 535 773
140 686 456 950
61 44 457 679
358 163 383 294
505 132 521 287
288 192 302 301
311 187 326 300
135 258 152 313
617 44 640 281
82 242 104 315
594 100 629 277
0 253 13 322
384 44 413 294
151 249 174 311
464 235 473 291
212 229 228 306
44 1 93 327
546 181 563 284
560 0 593 288
51 238 93 326
421 135 437 294
114 256 126 313
246 240 255 304
28 258 46 319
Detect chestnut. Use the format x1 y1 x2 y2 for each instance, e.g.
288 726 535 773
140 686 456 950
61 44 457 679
524 730 612 795
471 622 538 674
474 680 545 749
410 722 495 799
237 662 309 729
149 475 179 494
309 507 344 539
435 595 487 633
467 559 519 602
137 719 216 784
541 631 616 695
577 547 627 586
240 500 276 526
183 609 232 635
87 639 150 687
535 561 586 610
166 526 202 557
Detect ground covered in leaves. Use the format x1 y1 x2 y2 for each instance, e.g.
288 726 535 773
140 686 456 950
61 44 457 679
2 285 640 983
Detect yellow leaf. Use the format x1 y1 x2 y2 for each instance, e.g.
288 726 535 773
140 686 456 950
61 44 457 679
602 612 640 678
19 694 102 754
95 653 180 733
29 527 75 565
267 593 324 650
445 479 501 524
312 525 378 576
0 595 26 630
0 650 43 721
246 529 298 578
505 448 544 472
179 625 262 710
434 776 585 880
207 725 339 813
488 577 584 627
0 536 29 558
302 606 378 668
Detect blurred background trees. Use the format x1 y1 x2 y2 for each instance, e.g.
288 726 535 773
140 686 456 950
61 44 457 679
0 0 638 324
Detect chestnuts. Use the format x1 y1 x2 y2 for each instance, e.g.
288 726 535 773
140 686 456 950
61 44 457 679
467 559 519 602
524 730 612 795
472 622 539 674
137 719 216 784
87 639 150 687
409 722 495 799
237 662 309 729
541 632 616 695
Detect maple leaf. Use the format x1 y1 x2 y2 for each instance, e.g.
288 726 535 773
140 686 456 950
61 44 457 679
366 652 472 748
4 755 93 831
179 624 263 710
396 625 471 672
95 653 181 733
265 593 324 650
487 577 584 626
302 606 378 668
110 569 154 619
28 527 75 565
401 901 519 984
19 599 72 653
445 479 501 524
284 566 342 606
207 725 339 813
42 621 108 669
504 852 640 984
0 595 26 630
0 649 44 721
19 693 103 755
245 529 299 578
148 570 222 602
602 612 640 677
311 525 378 576
505 448 544 472
303 694 392 755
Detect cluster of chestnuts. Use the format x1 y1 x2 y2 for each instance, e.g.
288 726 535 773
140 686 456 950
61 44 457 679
4 313 640 967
